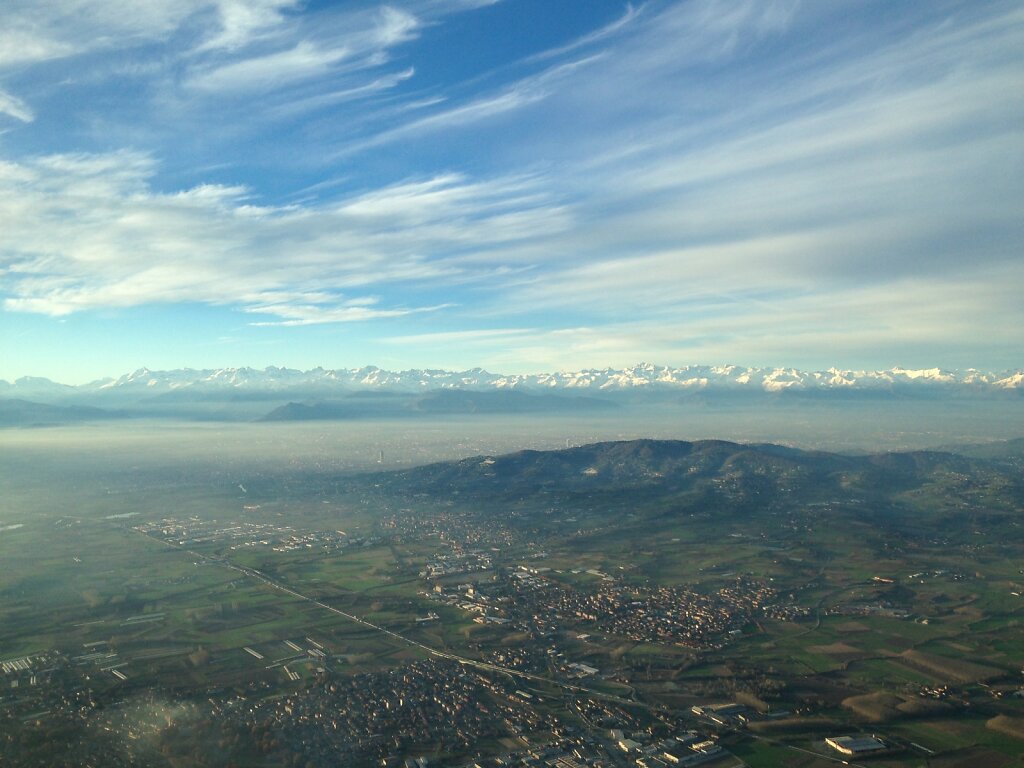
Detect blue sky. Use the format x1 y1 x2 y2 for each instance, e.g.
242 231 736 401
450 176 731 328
1 0 1021 383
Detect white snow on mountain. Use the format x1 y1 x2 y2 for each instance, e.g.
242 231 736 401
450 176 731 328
4 363 1021 399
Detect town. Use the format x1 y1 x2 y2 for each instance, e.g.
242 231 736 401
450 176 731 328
2 436 1023 767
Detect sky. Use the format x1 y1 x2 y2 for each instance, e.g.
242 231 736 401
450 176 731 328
0 0 1022 383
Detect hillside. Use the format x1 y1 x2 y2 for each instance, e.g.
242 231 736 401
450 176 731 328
364 439 1024 535
0 398 119 427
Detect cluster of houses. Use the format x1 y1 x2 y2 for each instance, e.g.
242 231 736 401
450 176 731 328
215 658 559 765
381 506 516 551
419 549 495 579
428 567 779 650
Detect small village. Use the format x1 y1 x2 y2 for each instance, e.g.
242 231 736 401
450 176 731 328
424 567 782 651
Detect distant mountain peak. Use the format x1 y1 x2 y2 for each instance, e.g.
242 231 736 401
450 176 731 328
5 363 1023 400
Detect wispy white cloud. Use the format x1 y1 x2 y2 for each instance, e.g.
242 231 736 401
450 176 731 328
185 6 420 93
373 6 421 47
0 1 429 134
0 89 34 122
246 300 452 327
195 0 300 53
380 269 1024 373
0 0 213 64
1 0 1022 373
265 68 416 119
383 327 535 345
335 53 606 156
186 40 353 92
0 151 566 324
523 2 644 64
0 29 75 66
361 1 1022 369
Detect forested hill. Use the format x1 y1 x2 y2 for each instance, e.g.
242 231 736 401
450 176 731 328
366 439 1024 528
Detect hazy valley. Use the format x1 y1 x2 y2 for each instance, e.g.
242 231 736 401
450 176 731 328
2 413 1022 767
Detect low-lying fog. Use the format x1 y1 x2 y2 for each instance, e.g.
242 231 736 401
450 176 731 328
2 400 1021 525
4 399 1023 469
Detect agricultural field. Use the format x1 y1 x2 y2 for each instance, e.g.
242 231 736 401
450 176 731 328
1 433 1022 766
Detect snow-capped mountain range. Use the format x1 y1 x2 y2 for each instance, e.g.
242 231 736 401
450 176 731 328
3 363 1022 402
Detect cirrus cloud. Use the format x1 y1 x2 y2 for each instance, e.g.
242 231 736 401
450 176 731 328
0 150 566 324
